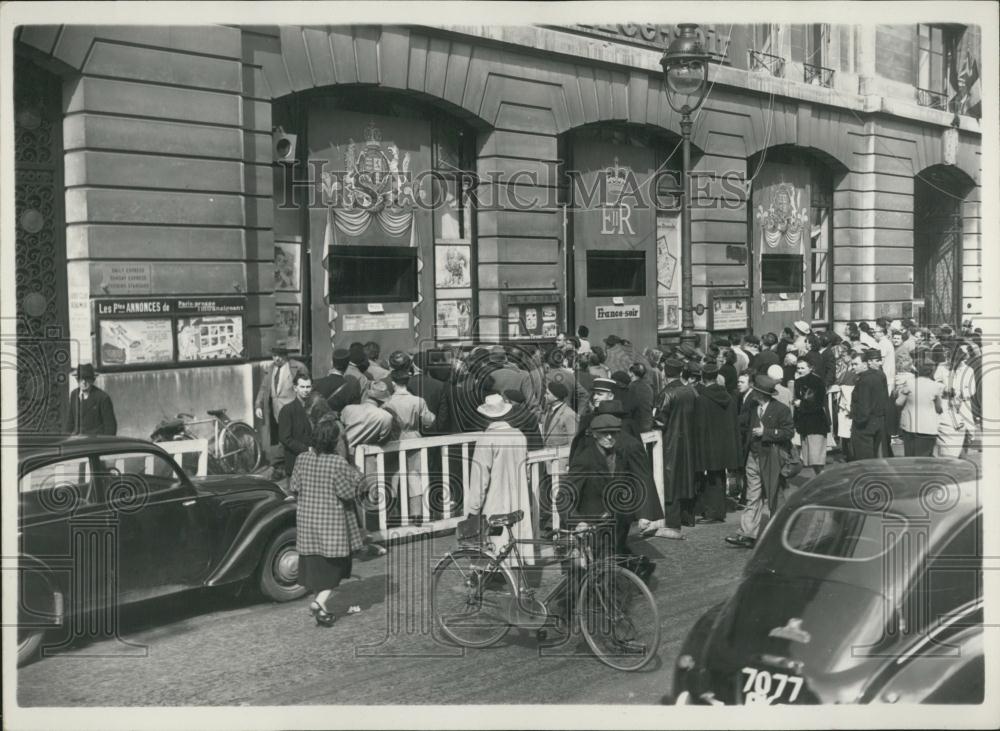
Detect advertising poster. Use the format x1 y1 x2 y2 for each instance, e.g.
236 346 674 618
656 214 681 331
176 315 245 361
658 296 680 331
274 304 302 351
435 299 472 339
99 319 174 367
274 241 301 292
435 244 471 288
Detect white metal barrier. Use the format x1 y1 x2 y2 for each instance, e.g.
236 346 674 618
354 430 663 544
158 438 210 477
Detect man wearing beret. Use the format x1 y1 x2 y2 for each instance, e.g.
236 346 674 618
648 357 698 539
65 364 117 436
725 375 795 548
312 347 357 402
849 348 892 460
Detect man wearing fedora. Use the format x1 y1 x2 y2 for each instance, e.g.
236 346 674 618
725 374 794 548
65 363 117 436
648 357 698 540
255 342 306 470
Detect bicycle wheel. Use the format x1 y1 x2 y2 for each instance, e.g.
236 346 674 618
218 422 262 474
431 549 513 648
577 564 660 671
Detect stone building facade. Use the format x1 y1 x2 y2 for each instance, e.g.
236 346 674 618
13 23 983 439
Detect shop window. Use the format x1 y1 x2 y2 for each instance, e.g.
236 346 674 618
329 245 418 304
587 250 646 297
760 254 804 294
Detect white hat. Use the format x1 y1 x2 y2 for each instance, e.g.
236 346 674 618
766 364 784 381
476 393 512 418
890 319 903 332
793 320 811 335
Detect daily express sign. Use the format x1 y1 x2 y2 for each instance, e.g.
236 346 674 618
595 304 641 320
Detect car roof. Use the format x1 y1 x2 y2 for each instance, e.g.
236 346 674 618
786 456 980 521
18 435 167 469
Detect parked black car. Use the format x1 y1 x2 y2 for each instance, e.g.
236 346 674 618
669 457 982 705
17 435 305 665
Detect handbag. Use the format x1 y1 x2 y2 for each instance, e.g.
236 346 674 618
779 442 803 479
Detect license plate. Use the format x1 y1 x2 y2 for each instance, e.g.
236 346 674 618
740 667 804 705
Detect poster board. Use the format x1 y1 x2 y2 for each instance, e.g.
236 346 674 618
708 288 750 331
94 297 246 371
503 293 562 341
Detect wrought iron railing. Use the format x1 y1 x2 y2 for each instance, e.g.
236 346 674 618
748 49 785 78
803 62 834 88
916 87 949 111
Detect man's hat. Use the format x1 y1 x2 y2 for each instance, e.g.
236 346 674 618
862 348 883 362
890 319 904 333
604 334 622 347
663 357 684 377
752 374 779 396
793 320 811 336
678 342 700 359
387 350 412 371
477 393 513 418
610 370 630 388
595 399 626 417
702 362 720 378
389 368 412 381
488 344 507 363
592 377 617 393
546 381 569 400
332 347 350 362
684 360 702 375
368 381 391 403
590 414 622 433
73 363 97 381
271 342 291 356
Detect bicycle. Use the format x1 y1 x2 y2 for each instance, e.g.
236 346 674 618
430 509 661 671
150 408 262 475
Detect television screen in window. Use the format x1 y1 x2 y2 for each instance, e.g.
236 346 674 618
329 245 418 303
761 254 804 294
586 250 646 297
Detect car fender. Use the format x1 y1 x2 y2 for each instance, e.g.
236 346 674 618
18 554 65 629
204 502 296 587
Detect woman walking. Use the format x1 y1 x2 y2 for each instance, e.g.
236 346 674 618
288 415 364 627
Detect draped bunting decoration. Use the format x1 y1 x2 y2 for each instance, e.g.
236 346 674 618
752 164 810 315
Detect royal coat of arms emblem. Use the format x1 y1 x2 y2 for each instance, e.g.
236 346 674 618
327 121 413 211
756 182 809 249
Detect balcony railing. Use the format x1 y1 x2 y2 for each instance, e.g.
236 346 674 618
749 49 785 78
916 87 950 111
803 62 834 88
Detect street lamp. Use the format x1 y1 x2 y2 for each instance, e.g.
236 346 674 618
660 23 711 346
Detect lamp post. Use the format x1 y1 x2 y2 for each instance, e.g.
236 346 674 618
660 24 711 347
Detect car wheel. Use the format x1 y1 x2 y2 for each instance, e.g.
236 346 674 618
259 526 307 601
18 570 57 667
18 626 46 667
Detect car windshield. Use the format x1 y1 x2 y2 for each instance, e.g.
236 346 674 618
783 506 906 561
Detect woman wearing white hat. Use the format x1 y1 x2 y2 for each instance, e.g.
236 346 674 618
465 394 536 562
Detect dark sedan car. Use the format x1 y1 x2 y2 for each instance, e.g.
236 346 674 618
669 457 982 705
17 435 306 665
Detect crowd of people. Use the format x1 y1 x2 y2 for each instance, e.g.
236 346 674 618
253 317 983 626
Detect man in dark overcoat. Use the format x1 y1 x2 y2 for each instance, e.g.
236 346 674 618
652 357 698 539
65 363 117 436
278 371 315 476
692 363 741 523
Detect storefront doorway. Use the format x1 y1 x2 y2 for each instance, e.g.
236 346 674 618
913 167 969 327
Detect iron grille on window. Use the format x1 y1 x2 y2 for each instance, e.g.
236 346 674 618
803 62 834 88
749 50 785 78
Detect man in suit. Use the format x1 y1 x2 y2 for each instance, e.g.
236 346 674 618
255 343 306 441
278 370 315 476
726 375 794 548
312 347 351 401
850 348 892 460
65 363 117 436
693 363 740 524
387 350 449 436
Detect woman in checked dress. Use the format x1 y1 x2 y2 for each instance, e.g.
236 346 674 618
289 415 364 627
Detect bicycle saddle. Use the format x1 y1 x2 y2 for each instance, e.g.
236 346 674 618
206 408 228 418
487 510 524 528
